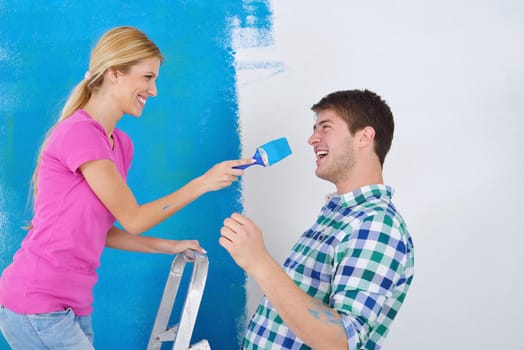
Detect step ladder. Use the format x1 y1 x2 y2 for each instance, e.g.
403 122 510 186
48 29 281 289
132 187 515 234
147 250 211 350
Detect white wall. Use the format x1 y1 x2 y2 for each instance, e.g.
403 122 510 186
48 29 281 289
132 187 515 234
235 1 524 349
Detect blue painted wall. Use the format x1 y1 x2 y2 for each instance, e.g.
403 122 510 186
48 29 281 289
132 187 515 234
0 1 272 348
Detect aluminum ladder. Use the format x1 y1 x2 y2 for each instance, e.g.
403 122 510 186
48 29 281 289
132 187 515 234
147 250 210 350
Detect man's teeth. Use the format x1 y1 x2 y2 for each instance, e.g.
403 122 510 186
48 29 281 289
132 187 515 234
316 150 328 158
138 96 146 105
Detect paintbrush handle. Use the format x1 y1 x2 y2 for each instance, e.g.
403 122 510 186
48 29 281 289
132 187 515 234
234 163 253 170
234 148 265 169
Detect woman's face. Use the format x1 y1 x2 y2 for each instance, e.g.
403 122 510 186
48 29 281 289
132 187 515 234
113 57 161 117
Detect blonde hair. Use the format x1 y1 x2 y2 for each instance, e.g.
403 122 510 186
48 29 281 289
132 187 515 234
30 26 163 203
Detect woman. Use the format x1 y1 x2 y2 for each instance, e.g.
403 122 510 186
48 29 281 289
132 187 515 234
0 26 252 349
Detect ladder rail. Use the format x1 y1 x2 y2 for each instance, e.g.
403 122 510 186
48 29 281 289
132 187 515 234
146 250 209 350
172 252 208 349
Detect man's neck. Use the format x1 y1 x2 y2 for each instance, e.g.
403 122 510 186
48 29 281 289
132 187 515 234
335 163 384 194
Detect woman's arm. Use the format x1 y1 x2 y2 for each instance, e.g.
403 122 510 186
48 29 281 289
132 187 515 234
80 158 252 234
105 226 206 254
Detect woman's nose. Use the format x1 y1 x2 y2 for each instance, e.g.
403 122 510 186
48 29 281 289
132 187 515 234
148 82 158 97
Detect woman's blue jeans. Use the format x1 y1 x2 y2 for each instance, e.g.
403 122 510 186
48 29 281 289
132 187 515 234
0 304 94 349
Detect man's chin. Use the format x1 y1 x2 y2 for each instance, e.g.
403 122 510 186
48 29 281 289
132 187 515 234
315 169 329 181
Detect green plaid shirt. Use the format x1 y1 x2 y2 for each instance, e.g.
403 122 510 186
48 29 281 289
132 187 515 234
243 185 414 349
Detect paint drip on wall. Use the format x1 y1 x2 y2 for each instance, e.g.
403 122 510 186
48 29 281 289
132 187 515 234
229 0 285 87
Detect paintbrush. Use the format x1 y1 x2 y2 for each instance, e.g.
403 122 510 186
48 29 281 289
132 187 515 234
235 137 292 170
162 138 292 210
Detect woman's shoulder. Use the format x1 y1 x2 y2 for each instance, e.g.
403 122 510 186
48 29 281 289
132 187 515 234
47 110 107 151
57 110 104 133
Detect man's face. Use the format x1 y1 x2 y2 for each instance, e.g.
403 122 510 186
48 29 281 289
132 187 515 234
308 109 355 185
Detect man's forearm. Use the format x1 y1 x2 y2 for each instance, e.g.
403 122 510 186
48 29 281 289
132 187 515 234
251 255 349 350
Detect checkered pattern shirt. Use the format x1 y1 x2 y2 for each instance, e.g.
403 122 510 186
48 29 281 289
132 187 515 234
243 185 414 349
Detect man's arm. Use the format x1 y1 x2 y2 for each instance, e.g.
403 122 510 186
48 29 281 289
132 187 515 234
220 213 349 350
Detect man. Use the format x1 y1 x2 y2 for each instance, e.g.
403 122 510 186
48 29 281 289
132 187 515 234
220 89 414 349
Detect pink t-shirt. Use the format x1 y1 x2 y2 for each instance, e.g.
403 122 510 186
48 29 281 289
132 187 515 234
0 109 133 316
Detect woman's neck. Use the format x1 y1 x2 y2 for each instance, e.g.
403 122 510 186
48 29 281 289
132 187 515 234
83 93 122 137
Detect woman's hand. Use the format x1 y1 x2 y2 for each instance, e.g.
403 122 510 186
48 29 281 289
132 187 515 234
197 159 254 192
161 239 206 255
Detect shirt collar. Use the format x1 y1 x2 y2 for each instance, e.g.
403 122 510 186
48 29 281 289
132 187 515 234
325 184 394 208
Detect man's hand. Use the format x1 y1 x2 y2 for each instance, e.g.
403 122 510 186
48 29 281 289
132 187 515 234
219 212 270 274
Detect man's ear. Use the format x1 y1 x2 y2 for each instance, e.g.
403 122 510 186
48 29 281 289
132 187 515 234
358 126 376 148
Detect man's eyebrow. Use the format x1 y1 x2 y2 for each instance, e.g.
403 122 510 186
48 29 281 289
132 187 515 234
313 119 331 130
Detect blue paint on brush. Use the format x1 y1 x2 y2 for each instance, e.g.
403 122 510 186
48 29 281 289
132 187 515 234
235 137 292 170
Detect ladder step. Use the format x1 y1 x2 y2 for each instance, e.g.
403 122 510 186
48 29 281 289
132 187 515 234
189 340 211 350
157 325 178 342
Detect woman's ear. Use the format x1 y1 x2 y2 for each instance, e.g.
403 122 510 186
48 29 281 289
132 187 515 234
107 68 119 83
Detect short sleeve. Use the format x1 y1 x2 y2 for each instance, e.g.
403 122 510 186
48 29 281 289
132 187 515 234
47 118 113 173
